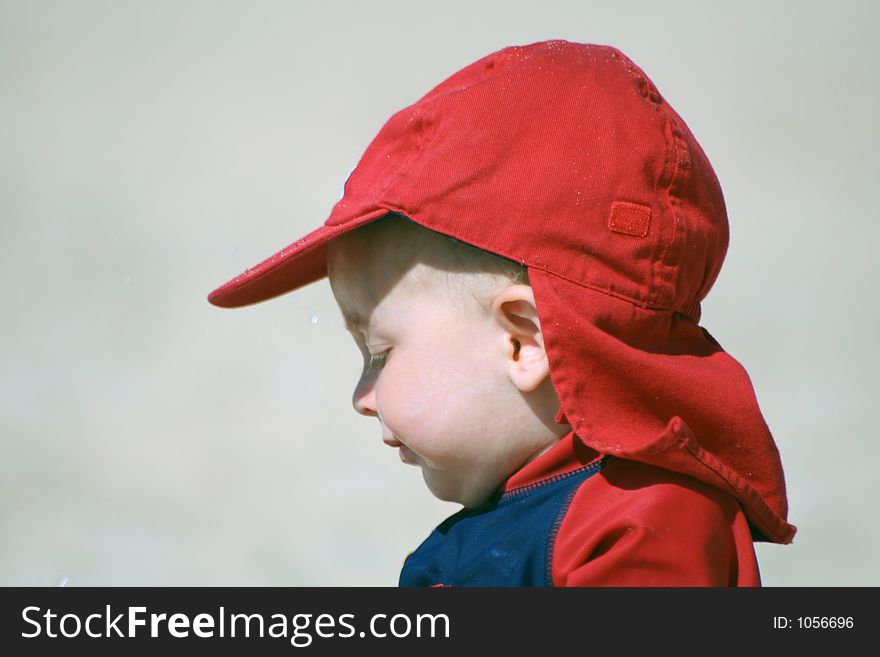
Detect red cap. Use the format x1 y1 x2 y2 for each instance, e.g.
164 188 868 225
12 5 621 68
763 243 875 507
208 40 794 543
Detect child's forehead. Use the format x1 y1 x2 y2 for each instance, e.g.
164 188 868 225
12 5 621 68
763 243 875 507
332 260 489 341
340 262 442 300
330 254 435 326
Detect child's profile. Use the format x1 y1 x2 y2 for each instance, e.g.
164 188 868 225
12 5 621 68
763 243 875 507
208 40 795 586
326 216 567 509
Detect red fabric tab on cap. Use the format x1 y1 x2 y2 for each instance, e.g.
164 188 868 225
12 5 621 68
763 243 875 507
608 201 652 237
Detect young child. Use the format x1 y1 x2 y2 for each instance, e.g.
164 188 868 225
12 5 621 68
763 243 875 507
208 40 795 586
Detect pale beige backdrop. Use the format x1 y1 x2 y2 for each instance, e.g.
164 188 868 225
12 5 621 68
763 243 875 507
2 0 877 585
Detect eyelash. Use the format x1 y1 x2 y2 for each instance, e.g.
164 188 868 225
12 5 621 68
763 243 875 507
365 351 389 373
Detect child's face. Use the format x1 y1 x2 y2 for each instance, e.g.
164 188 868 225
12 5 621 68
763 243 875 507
327 236 559 508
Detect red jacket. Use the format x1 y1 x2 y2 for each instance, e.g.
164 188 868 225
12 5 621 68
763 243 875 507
400 431 760 587
507 432 760 586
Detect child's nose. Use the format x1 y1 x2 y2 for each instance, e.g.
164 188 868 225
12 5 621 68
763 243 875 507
352 376 377 417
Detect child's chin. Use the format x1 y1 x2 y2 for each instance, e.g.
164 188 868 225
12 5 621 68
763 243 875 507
422 472 491 509
421 472 461 505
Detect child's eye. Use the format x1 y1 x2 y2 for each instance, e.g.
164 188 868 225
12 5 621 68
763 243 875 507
365 350 389 372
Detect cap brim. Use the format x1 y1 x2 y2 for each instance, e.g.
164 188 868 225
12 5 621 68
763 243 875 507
207 208 389 308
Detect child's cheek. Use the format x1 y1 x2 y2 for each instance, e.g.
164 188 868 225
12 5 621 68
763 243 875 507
378 357 435 433
381 353 455 446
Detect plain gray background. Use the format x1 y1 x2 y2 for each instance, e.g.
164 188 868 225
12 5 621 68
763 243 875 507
2 0 877 585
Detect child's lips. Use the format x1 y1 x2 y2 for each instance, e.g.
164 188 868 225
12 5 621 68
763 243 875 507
383 435 416 464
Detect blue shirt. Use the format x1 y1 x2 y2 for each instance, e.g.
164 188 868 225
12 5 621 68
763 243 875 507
399 457 608 587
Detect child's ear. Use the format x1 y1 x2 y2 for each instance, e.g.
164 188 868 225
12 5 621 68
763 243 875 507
490 284 551 393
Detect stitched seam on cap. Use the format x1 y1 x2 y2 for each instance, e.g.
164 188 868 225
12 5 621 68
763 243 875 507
375 109 438 201
664 122 696 316
651 111 680 310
